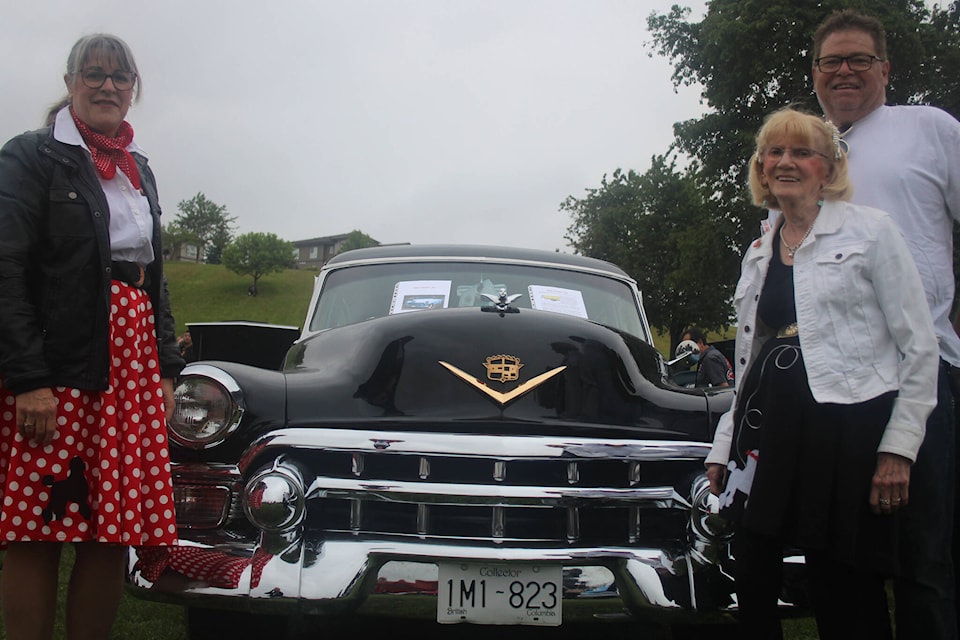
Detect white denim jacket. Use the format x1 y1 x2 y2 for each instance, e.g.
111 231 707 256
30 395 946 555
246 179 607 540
707 200 939 465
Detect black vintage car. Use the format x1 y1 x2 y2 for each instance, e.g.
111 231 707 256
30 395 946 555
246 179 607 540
126 245 806 638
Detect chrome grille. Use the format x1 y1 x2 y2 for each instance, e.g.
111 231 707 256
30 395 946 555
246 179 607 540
244 428 711 546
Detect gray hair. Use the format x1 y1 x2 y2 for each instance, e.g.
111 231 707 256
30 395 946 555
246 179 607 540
65 33 142 102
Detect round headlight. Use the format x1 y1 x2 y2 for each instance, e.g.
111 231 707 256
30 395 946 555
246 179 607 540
168 365 244 448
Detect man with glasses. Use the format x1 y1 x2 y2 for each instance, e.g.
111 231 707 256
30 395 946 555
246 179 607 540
812 9 960 640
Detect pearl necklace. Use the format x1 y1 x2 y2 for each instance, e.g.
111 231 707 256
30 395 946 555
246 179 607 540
780 219 815 258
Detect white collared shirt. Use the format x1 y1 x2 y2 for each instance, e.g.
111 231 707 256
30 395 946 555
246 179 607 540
843 105 960 367
53 107 154 265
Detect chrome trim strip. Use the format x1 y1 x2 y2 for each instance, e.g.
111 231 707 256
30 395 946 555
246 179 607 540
171 462 242 480
492 506 505 539
238 428 711 474
318 254 638 286
566 506 580 543
349 499 362 532
351 453 364 477
629 506 642 544
304 476 679 507
417 504 429 536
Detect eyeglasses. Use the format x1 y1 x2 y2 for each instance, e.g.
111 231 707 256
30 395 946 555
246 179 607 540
814 54 883 73
762 147 831 162
78 68 137 91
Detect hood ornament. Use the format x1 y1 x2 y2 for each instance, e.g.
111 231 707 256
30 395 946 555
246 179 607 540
481 288 522 314
439 355 566 407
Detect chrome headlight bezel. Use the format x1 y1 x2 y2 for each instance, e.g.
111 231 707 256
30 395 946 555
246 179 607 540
243 458 306 533
168 364 245 449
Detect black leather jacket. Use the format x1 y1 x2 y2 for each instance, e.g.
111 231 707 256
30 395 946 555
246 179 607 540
0 125 183 395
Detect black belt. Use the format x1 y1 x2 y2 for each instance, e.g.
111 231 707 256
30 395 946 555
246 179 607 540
110 261 148 288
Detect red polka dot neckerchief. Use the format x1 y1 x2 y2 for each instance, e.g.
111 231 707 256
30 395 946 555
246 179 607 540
69 106 141 190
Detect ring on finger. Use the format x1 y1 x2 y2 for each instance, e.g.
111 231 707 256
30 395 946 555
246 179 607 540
880 498 891 505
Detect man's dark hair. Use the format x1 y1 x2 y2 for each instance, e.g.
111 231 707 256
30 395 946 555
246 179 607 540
683 327 706 344
813 9 888 60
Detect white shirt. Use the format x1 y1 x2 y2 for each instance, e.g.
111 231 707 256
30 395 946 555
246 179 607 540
708 201 939 465
843 105 960 367
53 107 154 265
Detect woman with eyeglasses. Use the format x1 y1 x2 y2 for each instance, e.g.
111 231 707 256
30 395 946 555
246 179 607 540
704 107 938 639
0 33 181 639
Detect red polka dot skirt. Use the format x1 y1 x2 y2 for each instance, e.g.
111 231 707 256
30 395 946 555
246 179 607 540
0 282 178 547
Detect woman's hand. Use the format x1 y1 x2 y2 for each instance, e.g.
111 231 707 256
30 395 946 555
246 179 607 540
870 452 911 515
161 378 176 422
15 388 58 445
706 463 727 496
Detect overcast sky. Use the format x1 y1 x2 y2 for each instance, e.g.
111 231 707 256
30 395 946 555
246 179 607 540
1 0 706 253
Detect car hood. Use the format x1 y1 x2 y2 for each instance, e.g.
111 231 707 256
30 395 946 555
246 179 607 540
278 307 713 440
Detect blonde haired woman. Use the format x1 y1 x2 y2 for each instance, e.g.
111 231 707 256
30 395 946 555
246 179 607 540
706 107 938 639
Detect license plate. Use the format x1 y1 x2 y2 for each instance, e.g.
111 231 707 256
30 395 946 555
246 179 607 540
437 562 562 626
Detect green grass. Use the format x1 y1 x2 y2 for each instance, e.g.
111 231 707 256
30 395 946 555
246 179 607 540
164 262 316 336
0 263 820 639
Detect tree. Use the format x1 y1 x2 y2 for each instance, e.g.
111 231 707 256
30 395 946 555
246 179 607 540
221 232 295 293
204 225 233 265
336 230 379 254
562 155 740 347
174 193 237 264
922 2 960 119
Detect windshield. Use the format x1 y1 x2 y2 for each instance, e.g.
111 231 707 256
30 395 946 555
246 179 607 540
309 261 648 340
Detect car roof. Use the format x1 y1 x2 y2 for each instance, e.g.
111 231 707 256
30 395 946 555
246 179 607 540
324 244 631 278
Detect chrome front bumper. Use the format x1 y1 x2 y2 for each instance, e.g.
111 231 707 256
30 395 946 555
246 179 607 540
127 427 808 623
128 536 749 623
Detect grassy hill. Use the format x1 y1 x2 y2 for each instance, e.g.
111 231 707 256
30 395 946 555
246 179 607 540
164 262 317 335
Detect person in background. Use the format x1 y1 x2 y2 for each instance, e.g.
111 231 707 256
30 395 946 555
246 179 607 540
179 331 197 363
681 327 733 388
812 10 960 639
706 107 938 639
0 33 182 639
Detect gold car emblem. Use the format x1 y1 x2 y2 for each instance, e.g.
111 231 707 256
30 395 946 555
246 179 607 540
483 354 523 383
439 355 566 407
